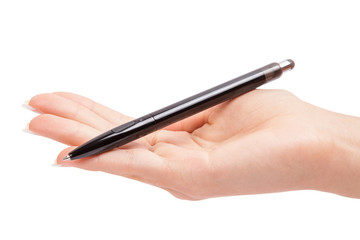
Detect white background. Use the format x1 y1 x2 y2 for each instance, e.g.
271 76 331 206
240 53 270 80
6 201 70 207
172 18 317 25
1 1 359 239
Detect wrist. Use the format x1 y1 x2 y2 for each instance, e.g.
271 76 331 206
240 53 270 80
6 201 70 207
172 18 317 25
315 112 360 198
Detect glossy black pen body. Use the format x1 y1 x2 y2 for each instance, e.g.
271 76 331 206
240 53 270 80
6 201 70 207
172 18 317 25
63 60 295 161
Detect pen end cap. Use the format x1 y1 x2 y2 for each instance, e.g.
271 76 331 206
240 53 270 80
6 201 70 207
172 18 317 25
279 59 295 72
288 59 295 70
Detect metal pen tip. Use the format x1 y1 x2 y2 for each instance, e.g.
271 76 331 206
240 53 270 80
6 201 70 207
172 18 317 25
62 155 71 161
279 59 295 73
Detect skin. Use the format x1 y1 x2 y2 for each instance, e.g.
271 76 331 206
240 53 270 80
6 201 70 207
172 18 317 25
27 90 360 200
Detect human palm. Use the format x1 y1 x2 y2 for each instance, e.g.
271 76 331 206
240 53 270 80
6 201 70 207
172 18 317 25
28 90 357 199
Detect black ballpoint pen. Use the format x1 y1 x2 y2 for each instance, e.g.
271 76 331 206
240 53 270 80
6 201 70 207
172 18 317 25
63 59 295 161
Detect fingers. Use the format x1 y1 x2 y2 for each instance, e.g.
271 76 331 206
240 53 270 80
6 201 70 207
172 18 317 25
56 146 171 188
29 114 101 146
30 92 212 136
164 109 213 132
29 93 115 132
53 92 133 125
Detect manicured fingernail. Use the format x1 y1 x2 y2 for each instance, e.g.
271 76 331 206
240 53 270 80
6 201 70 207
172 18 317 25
22 100 35 111
23 123 39 136
52 159 63 167
22 100 42 113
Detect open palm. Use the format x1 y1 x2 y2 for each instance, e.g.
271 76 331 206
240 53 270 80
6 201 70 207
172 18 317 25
28 90 336 199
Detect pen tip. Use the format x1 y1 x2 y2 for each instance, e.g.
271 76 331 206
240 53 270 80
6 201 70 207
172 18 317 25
62 155 71 161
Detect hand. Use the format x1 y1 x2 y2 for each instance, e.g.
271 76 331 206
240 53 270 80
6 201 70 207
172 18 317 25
27 90 360 199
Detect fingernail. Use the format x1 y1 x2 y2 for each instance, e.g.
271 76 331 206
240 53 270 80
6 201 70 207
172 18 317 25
22 100 35 111
52 159 63 167
23 123 39 136
22 100 42 113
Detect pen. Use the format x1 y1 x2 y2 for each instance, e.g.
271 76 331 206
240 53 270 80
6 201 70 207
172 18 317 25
63 59 295 160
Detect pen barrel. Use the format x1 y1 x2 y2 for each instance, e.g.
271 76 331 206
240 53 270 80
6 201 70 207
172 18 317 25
149 62 283 128
67 62 285 160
